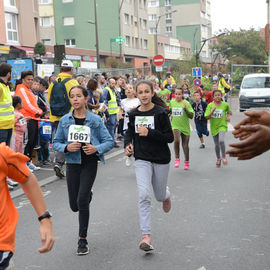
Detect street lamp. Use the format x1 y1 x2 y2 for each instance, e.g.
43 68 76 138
195 32 225 67
119 0 125 67
154 10 177 56
88 0 100 69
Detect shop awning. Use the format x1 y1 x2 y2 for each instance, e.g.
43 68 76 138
0 46 10 54
12 46 35 56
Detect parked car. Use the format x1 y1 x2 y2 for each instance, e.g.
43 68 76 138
239 73 270 112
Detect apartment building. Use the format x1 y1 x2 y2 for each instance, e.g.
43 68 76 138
0 0 40 61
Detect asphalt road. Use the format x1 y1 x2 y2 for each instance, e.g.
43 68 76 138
10 97 270 270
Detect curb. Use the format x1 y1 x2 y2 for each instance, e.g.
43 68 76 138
11 149 124 199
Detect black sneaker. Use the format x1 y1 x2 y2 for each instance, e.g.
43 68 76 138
77 239 89 256
54 165 65 178
199 144 205 149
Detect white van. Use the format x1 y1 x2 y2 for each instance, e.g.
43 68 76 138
239 73 270 111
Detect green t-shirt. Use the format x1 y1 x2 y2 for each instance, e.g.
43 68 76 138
169 99 194 135
204 102 231 136
157 89 171 106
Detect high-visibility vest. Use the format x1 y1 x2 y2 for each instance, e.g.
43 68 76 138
0 83 14 129
107 87 119 115
218 79 225 95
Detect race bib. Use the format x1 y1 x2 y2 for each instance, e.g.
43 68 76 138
19 118 27 125
135 116 155 133
42 125 52 135
172 107 183 117
212 109 223 118
68 125 91 143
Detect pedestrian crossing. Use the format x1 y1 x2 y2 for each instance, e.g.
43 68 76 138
189 122 234 132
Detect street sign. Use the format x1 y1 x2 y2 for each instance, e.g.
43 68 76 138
115 36 125 44
153 54 165 66
193 78 201 87
192 67 202 77
155 66 163 72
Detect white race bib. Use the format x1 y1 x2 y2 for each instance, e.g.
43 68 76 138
19 118 27 126
135 116 155 133
172 107 183 117
42 125 52 135
212 109 223 118
68 125 91 143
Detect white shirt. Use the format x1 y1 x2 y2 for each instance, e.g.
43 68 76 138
121 98 140 130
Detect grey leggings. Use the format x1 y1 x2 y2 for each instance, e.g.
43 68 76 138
213 131 226 159
173 129 190 161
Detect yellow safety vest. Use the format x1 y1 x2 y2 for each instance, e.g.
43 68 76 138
107 87 119 115
218 79 225 95
0 82 14 129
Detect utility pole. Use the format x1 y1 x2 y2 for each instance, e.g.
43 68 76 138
119 0 125 67
94 0 100 69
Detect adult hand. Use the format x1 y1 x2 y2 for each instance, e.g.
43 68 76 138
67 142 81 152
38 219 54 253
138 125 149 136
233 111 270 140
82 143 97 155
226 124 270 160
125 144 134 156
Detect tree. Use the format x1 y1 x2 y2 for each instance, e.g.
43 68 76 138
211 28 267 65
34 42 46 56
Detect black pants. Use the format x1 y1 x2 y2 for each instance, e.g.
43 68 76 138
66 159 98 238
40 138 49 161
24 119 38 159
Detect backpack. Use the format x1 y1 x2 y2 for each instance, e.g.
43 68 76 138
50 78 71 116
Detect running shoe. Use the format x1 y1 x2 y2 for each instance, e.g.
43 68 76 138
199 144 205 149
222 157 228 165
216 159 221 168
54 164 65 178
8 184 14 191
33 145 41 151
77 239 89 256
174 158 180 168
163 197 171 213
139 235 154 252
28 161 40 171
184 161 190 170
7 178 18 187
125 156 132 167
42 160 51 166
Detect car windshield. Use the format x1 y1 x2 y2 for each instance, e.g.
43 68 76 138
242 77 270 89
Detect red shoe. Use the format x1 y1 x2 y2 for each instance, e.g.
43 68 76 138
222 157 228 165
139 235 154 252
184 161 190 170
216 159 221 168
174 158 180 168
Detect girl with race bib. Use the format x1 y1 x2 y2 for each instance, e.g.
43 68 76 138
205 89 231 167
53 86 114 256
124 80 174 252
170 88 194 170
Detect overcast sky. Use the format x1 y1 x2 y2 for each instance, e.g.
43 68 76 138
211 0 268 33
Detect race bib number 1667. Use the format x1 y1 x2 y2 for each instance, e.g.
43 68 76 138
68 125 91 143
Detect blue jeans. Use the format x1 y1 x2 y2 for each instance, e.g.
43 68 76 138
105 114 117 141
0 129 13 146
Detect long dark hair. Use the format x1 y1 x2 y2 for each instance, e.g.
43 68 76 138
135 80 167 108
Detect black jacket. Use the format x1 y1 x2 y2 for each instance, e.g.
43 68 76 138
124 104 174 164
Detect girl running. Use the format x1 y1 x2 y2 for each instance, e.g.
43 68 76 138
124 80 174 252
53 86 114 255
170 88 194 170
205 89 231 167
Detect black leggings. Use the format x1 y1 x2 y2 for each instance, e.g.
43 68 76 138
24 119 38 159
66 159 98 238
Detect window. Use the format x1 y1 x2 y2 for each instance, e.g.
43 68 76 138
125 36 130 47
166 26 172 32
62 0 73 2
140 38 142 48
42 39 51 45
4 0 16 6
135 38 139 49
149 27 156 34
143 19 147 30
165 0 171 6
148 0 159 7
5 13 18 42
40 17 53 27
39 0 51 4
131 15 133 25
166 13 172 19
65 39 76 47
149 14 157 21
144 39 148 49
63 17 74 26
124 13 129 25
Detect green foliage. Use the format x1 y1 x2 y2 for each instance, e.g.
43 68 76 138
34 42 46 56
211 28 267 65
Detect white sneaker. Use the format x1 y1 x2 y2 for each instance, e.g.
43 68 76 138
28 161 40 171
7 178 18 187
125 156 132 167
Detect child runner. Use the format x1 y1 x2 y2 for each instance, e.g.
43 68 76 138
192 91 209 149
157 83 171 108
53 86 114 256
205 89 231 167
170 88 194 170
124 80 173 252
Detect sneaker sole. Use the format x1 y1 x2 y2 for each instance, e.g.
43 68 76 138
139 242 154 252
54 166 65 178
76 249 89 256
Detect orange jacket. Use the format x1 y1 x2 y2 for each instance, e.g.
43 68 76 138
15 84 42 118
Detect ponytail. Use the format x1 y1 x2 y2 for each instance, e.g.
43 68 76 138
152 93 167 108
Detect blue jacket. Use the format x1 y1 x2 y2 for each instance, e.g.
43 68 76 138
53 110 114 164
39 120 53 141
